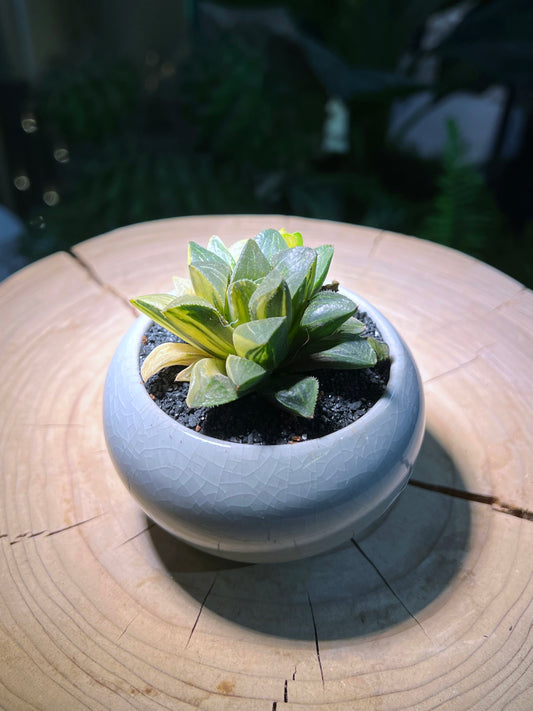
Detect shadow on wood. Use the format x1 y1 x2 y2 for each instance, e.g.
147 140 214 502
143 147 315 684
147 430 471 640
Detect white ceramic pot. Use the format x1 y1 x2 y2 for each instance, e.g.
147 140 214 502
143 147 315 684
103 291 424 563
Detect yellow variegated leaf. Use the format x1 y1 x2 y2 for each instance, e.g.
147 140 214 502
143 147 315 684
279 228 303 247
132 294 235 358
174 362 196 382
141 342 209 381
186 358 238 408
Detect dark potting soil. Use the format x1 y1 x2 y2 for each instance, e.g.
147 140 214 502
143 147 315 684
140 312 390 445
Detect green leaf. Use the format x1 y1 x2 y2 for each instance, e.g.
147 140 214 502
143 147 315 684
226 354 267 392
186 358 238 408
313 244 334 291
141 342 209 381
336 317 366 336
279 228 304 248
208 235 235 268
131 293 186 334
248 270 292 321
301 291 356 338
270 246 317 315
131 294 234 358
188 240 228 267
233 316 288 370
254 229 288 263
231 239 271 283
367 337 390 362
188 259 230 314
309 337 377 369
228 238 248 262
227 278 257 325
272 376 318 419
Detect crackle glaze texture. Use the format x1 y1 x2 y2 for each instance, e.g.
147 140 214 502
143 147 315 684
103 291 424 562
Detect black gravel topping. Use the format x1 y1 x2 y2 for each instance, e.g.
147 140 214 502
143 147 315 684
140 311 390 445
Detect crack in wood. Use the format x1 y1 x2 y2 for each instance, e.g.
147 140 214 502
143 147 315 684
186 574 217 648
47 515 103 536
367 230 386 261
307 592 325 687
408 479 533 521
7 515 103 545
422 355 481 385
118 522 156 547
69 249 137 315
118 612 139 642
351 538 431 641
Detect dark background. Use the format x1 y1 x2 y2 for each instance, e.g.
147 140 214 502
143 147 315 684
1 0 532 286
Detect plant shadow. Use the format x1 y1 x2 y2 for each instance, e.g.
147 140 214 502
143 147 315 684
147 430 471 641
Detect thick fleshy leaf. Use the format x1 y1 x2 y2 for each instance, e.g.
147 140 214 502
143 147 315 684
368 337 390 362
229 238 248 262
141 342 208 381
254 229 288 263
131 293 184 333
131 294 234 358
208 235 235 268
172 276 194 296
226 354 267 392
227 278 257 325
279 228 304 248
233 316 288 370
248 270 292 322
188 240 228 267
270 247 317 315
301 291 356 338
175 362 195 382
336 316 366 336
309 337 377 369
231 238 271 283
188 259 230 314
273 376 318 418
186 358 238 408
313 244 334 291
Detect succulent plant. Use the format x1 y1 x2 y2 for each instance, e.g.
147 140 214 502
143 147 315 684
131 228 389 419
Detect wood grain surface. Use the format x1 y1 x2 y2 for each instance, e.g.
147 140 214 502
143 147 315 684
1 215 532 710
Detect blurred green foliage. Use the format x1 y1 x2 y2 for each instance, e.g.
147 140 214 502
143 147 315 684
21 0 533 287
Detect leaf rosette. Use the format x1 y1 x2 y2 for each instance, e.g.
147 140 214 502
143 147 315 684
131 229 389 418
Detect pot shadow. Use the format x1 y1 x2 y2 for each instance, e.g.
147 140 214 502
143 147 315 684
147 430 472 641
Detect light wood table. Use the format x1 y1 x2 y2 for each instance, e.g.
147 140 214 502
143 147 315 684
1 215 532 710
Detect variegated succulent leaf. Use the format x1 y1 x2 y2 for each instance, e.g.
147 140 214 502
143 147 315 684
186 358 238 408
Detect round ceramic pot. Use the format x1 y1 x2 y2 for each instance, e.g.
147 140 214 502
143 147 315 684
103 291 424 563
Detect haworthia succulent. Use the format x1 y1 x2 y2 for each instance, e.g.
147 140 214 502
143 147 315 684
132 228 390 418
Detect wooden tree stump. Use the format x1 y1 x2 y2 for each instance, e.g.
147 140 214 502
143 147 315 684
1 216 532 710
